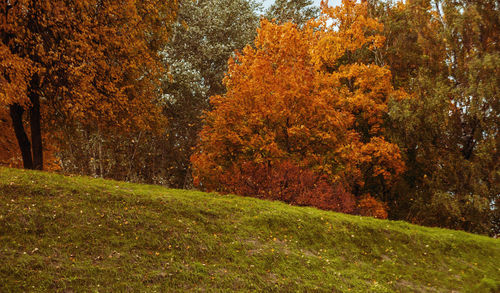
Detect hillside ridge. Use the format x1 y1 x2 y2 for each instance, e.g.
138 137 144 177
0 167 499 292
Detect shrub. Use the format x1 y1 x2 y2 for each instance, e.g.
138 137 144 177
219 160 356 214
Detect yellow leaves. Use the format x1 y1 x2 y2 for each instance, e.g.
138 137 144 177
312 0 385 67
311 35 344 69
348 137 405 184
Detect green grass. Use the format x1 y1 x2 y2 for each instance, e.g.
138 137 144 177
0 167 499 292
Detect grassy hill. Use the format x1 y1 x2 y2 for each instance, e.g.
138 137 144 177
0 167 499 292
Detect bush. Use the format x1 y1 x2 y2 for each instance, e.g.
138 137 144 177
219 160 356 214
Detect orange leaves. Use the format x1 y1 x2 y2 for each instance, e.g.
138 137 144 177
0 107 22 167
1 0 177 128
0 44 33 107
196 19 345 175
357 194 388 219
343 137 405 187
191 0 406 214
311 0 385 69
1 0 178 170
361 137 405 181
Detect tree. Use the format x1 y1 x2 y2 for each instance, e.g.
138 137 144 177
369 0 499 234
264 0 320 26
191 0 405 215
0 0 178 170
159 0 260 187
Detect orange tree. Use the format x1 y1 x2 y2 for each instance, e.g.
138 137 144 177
191 0 406 216
1 0 177 170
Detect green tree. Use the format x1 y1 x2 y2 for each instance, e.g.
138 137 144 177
160 0 260 187
265 0 320 26
370 0 499 234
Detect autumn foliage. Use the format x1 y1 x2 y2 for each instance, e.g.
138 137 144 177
2 0 494 234
219 161 356 213
357 194 388 219
0 108 21 167
0 107 60 170
191 0 404 218
1 0 178 170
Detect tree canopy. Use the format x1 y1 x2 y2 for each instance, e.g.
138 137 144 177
1 0 178 170
368 0 500 234
191 0 406 217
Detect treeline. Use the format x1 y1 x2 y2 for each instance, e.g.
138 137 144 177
1 0 498 235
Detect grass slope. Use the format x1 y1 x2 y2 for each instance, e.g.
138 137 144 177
0 167 499 292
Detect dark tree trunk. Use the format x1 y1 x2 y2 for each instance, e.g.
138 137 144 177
29 74 43 170
9 103 33 169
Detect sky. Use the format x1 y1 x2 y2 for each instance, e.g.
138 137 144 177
261 0 342 9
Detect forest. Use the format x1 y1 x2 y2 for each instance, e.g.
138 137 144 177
1 0 499 236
